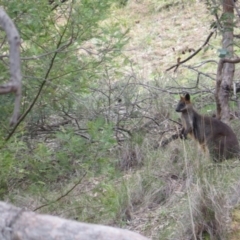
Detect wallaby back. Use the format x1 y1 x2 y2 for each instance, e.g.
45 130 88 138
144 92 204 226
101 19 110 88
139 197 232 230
176 93 240 161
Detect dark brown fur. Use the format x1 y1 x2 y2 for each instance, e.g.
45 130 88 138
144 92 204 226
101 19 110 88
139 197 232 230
176 93 240 161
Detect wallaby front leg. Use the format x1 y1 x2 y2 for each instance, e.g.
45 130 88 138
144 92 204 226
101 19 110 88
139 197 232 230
180 128 188 139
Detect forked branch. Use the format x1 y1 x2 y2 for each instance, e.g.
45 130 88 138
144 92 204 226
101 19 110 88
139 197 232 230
0 8 22 126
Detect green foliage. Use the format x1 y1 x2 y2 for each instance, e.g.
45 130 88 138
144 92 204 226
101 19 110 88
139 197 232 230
87 117 116 148
0 121 117 195
96 182 127 220
0 0 129 208
0 148 15 198
0 0 127 130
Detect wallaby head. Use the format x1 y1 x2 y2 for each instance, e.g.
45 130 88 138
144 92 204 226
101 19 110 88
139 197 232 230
175 93 192 113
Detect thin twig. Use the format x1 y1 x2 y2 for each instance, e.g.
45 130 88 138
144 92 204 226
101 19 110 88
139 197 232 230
33 172 87 212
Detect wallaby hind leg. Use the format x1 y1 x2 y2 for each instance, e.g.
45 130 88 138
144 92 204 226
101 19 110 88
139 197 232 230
199 143 208 153
211 137 238 161
206 140 223 162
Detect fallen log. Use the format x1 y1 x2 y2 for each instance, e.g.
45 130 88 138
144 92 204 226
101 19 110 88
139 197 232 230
0 201 148 240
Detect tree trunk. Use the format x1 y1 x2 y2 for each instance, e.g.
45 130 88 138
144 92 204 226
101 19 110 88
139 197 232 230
217 0 234 123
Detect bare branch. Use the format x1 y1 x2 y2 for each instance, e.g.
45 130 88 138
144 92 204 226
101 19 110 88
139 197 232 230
0 8 22 126
160 132 180 147
34 172 87 212
182 65 216 81
220 58 240 64
49 0 69 11
166 30 216 72
20 41 72 60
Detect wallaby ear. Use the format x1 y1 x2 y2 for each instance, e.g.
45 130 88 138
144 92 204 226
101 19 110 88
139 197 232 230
185 93 190 101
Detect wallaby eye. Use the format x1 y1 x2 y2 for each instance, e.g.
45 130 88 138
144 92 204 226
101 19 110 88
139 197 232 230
179 102 185 109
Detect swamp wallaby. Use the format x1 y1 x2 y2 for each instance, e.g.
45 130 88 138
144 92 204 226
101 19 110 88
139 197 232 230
175 93 240 161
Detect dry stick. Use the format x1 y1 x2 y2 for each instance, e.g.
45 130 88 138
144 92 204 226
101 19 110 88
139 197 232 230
50 0 69 11
160 133 180 147
0 8 22 126
168 118 182 126
159 119 184 147
34 172 87 212
127 82 212 95
166 30 216 72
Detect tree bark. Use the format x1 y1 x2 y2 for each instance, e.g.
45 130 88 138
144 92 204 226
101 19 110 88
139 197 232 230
216 0 235 123
0 201 148 240
0 8 22 126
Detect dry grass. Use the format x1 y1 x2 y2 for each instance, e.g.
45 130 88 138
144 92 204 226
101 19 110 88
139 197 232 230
113 0 215 78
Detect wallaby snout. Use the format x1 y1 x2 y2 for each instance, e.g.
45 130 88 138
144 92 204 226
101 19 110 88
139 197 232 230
175 102 185 112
